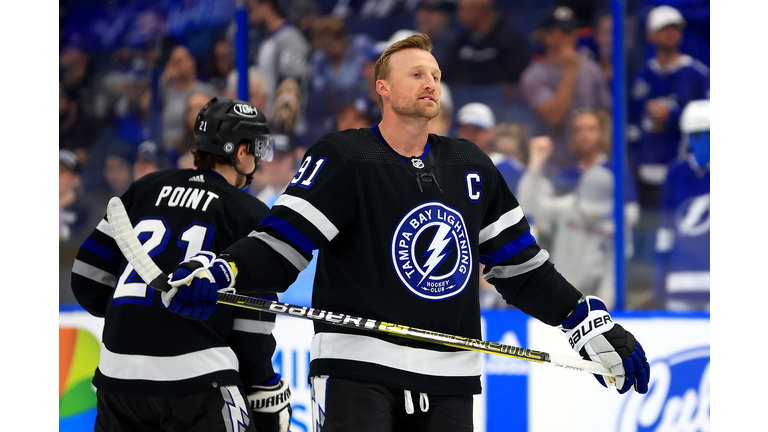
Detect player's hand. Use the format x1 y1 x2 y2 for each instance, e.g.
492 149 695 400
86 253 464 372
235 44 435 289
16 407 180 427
247 374 292 432
162 252 235 319
560 296 650 394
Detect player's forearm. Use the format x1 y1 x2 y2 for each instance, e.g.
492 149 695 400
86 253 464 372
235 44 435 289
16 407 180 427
490 260 582 326
222 236 300 294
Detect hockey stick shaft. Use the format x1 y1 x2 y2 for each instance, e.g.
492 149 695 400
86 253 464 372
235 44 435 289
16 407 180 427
106 197 614 377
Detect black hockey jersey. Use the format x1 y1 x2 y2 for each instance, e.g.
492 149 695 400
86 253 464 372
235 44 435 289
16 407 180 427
71 168 277 396
223 127 582 395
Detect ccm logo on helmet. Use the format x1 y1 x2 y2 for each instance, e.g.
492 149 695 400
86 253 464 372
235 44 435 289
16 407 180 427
233 103 259 117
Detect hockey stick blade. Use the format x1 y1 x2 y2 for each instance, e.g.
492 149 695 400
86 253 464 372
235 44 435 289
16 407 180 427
106 196 614 377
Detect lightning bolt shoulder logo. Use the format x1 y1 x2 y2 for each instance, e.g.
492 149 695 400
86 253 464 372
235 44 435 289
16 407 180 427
391 202 473 300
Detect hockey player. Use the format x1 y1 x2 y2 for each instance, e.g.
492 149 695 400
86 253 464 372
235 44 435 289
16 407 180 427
654 99 710 310
164 35 650 431
71 97 292 432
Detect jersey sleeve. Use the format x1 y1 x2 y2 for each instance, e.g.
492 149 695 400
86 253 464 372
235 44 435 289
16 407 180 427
227 306 278 388
479 168 582 326
70 188 136 317
223 137 358 294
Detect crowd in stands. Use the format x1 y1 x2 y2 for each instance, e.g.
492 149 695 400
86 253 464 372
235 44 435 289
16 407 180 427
59 0 710 311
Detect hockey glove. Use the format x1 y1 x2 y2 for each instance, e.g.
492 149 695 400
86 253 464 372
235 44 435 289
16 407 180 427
247 374 292 432
560 296 650 395
162 252 236 319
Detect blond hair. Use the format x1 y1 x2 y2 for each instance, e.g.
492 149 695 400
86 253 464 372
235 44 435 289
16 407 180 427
373 33 433 111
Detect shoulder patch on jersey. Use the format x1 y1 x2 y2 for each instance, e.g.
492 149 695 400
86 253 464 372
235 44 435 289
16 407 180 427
390 201 473 300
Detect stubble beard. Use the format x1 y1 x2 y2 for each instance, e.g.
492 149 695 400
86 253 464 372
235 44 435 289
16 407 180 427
391 96 440 122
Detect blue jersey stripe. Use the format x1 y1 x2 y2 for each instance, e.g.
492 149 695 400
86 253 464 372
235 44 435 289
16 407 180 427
81 237 119 264
479 230 536 266
262 214 318 255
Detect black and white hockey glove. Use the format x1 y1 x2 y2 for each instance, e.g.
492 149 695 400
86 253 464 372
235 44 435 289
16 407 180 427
247 374 292 432
162 252 236 319
560 296 650 394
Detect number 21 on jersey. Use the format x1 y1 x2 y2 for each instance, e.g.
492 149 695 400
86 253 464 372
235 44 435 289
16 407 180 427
112 218 214 305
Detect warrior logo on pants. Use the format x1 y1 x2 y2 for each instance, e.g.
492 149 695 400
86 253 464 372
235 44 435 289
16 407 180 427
391 202 473 300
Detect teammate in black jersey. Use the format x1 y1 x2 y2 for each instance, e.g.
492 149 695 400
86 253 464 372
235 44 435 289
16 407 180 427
165 36 650 431
71 97 292 432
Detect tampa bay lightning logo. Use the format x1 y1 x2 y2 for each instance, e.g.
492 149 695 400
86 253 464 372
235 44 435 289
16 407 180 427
391 202 472 300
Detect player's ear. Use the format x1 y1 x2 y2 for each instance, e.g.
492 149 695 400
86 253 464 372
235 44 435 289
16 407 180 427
235 143 248 163
376 79 390 100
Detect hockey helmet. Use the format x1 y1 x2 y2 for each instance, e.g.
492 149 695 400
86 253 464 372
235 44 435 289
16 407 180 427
680 99 710 133
679 100 710 167
194 97 274 162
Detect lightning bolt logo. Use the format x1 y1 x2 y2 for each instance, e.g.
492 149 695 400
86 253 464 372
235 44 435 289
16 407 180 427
419 224 453 285
222 386 250 432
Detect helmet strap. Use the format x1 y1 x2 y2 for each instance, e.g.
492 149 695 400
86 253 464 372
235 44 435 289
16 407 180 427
231 154 259 188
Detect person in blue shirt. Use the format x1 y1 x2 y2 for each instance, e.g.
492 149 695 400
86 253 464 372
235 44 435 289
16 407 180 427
654 99 710 311
627 5 709 208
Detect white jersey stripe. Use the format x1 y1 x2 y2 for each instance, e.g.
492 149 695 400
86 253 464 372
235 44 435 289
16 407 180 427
479 207 525 244
98 344 239 381
248 231 311 271
666 271 710 293
232 319 275 335
273 195 339 241
482 249 549 280
72 259 117 287
311 333 482 377
96 218 113 237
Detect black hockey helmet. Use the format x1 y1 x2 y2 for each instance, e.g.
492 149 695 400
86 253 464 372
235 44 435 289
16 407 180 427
193 96 274 162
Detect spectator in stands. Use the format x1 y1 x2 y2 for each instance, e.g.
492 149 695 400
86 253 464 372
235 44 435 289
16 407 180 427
59 82 104 165
224 66 273 114
59 150 90 244
103 145 134 198
627 5 709 208
640 0 710 67
654 99 710 311
288 0 320 43
247 0 312 115
251 131 301 207
132 140 170 181
456 103 524 193
205 34 235 94
169 92 215 162
442 0 530 96
161 45 217 150
551 109 637 200
517 136 633 309
415 0 459 67
59 37 97 116
520 6 611 175
428 99 452 136
492 122 530 174
310 16 374 96
336 103 370 131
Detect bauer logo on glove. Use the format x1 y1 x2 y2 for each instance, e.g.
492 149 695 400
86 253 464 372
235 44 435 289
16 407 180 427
561 296 651 395
567 311 613 349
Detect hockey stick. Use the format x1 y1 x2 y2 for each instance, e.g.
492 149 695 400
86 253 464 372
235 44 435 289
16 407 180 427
106 196 614 378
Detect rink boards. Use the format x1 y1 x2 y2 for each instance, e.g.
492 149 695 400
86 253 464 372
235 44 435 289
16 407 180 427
59 306 709 432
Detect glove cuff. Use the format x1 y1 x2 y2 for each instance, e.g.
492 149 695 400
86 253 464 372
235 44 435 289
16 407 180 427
247 379 291 414
560 296 615 353
209 259 236 290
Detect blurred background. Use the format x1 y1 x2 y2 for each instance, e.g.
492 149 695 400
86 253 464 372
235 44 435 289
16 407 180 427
57 0 712 430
